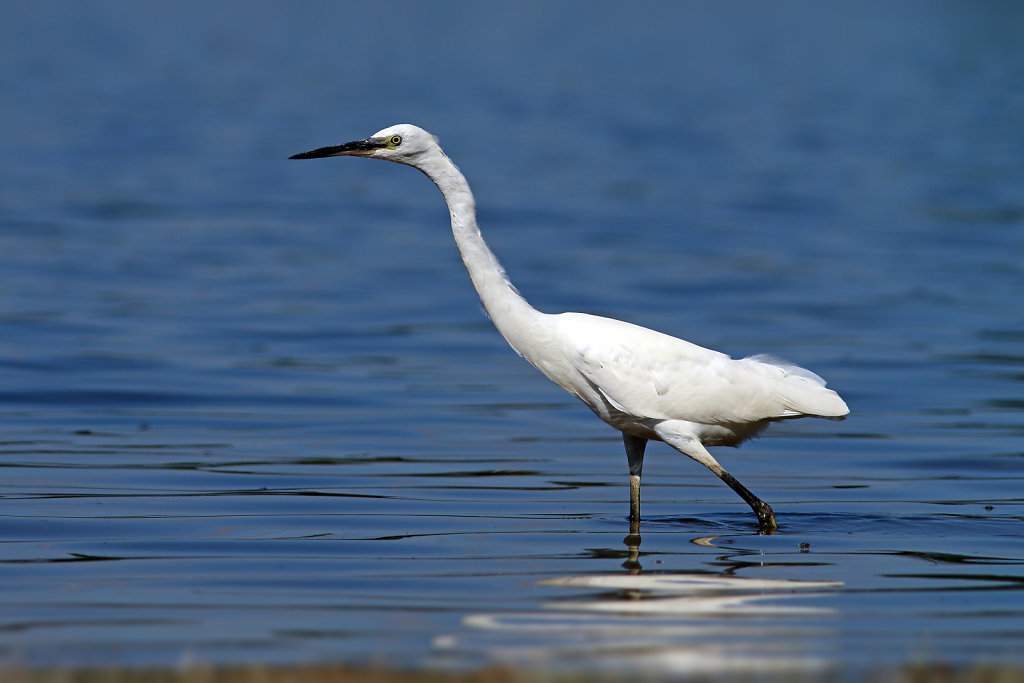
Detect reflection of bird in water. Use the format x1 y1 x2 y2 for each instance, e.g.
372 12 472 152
291 124 849 531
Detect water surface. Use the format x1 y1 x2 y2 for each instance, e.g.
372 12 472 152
1 2 1023 677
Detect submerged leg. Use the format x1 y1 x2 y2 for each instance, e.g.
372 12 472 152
622 433 647 522
654 425 777 531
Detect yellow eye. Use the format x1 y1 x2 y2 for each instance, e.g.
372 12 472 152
388 135 402 147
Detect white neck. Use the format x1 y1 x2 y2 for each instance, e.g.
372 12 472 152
411 148 544 358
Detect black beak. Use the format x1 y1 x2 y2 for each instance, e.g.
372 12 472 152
289 137 385 160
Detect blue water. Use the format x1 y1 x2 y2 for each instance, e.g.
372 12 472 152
1 1 1023 676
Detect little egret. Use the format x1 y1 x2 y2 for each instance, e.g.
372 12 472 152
290 124 849 531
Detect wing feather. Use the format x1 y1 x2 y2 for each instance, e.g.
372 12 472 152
559 313 846 425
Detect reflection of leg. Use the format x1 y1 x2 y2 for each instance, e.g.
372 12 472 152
622 433 647 522
622 518 642 574
654 423 777 531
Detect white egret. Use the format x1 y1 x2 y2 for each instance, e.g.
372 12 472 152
290 124 849 531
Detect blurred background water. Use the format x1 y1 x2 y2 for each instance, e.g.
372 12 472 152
1 0 1023 677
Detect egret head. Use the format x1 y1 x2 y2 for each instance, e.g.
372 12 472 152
289 124 439 165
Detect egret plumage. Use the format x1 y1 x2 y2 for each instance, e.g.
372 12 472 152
290 124 849 531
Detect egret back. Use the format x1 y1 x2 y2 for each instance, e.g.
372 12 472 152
553 313 848 429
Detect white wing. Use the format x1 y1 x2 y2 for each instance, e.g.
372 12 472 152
557 313 847 425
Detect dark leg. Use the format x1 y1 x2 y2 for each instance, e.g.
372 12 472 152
623 433 647 522
654 426 777 532
716 470 777 532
